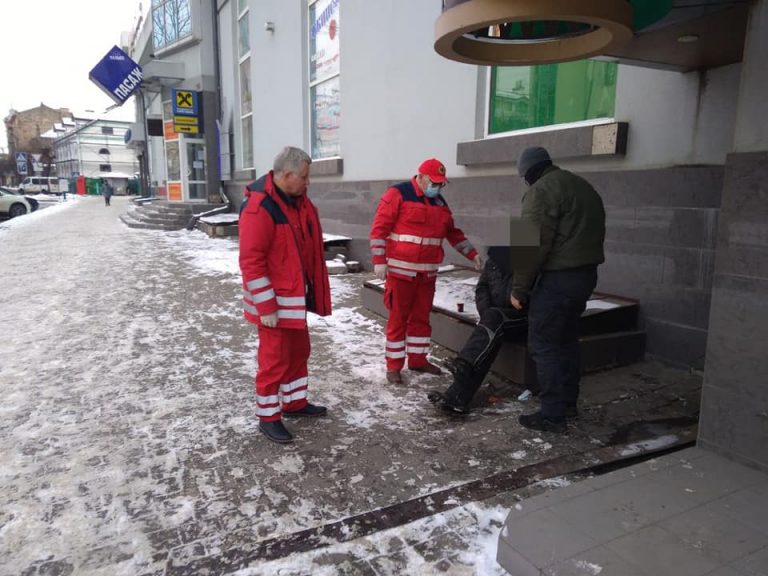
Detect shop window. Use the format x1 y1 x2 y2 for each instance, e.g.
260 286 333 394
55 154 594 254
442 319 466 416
238 2 253 169
489 60 618 134
309 0 340 159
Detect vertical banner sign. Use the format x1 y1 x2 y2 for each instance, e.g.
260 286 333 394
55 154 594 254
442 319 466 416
89 45 143 105
172 89 202 135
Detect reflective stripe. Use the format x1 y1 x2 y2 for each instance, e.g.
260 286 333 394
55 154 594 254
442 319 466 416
278 309 306 320
455 240 475 256
407 346 430 355
387 258 440 272
386 350 406 359
257 394 280 405
386 340 406 348
388 267 417 278
282 388 308 404
243 302 258 315
372 248 386 256
407 336 431 344
247 277 271 290
389 232 442 246
252 289 276 304
370 239 386 247
281 377 308 394
277 296 305 307
256 405 282 417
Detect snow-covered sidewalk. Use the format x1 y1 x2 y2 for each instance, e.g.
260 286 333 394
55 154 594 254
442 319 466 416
0 196 701 575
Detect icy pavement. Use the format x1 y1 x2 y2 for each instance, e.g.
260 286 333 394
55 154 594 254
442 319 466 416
0 197 701 575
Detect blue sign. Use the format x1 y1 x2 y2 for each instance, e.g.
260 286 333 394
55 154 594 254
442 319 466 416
172 89 199 117
89 45 143 105
15 152 27 175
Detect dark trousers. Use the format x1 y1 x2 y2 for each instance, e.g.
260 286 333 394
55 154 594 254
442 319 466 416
528 266 597 419
452 307 527 405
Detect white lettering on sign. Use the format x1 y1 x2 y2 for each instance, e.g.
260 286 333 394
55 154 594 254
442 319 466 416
112 67 144 100
109 53 126 61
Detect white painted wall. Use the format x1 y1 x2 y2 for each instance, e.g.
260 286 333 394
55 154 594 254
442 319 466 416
338 0 477 181
734 0 768 151
227 0 744 181
692 64 740 165
248 0 307 174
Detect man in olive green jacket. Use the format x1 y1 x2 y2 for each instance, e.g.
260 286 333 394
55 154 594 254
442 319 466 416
511 147 605 433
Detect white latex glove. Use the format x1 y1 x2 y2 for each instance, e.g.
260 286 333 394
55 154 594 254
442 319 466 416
261 312 278 328
473 255 484 271
374 264 388 280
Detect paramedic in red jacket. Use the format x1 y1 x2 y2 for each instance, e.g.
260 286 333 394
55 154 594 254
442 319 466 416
370 158 482 384
239 146 332 444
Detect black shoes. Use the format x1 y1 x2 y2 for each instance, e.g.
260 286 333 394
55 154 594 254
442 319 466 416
518 411 567 434
283 403 328 417
259 420 294 444
427 390 470 415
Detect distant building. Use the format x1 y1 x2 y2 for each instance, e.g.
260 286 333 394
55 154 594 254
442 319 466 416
3 103 71 157
45 113 138 194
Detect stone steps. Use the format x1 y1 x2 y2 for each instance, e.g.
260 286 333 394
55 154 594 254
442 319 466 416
121 200 222 231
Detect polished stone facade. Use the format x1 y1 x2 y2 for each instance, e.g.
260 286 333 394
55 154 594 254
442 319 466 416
301 164 723 370
700 151 768 471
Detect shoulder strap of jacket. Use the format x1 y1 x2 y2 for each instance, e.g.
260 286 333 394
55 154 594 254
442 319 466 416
241 175 288 223
392 181 424 204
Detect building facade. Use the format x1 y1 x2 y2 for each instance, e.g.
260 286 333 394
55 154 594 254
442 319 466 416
126 0 221 203
47 115 137 193
4 103 71 158
124 0 767 470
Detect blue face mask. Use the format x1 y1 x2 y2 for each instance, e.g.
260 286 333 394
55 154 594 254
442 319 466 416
425 184 442 198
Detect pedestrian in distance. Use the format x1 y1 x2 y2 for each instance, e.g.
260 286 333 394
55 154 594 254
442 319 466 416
512 147 606 434
428 246 528 414
239 146 332 444
101 179 113 206
369 158 483 385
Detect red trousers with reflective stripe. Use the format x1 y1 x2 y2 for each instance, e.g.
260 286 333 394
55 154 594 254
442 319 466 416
256 326 310 422
384 274 436 371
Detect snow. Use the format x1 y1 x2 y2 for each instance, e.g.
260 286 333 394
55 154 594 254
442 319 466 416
0 198 603 575
233 501 510 576
0 194 80 231
322 233 351 243
199 213 238 224
586 299 620 311
619 435 679 457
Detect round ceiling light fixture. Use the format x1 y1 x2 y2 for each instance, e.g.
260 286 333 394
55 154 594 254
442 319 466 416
435 0 635 66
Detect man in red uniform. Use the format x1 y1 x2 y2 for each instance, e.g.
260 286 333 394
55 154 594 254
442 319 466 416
370 158 482 384
239 146 332 444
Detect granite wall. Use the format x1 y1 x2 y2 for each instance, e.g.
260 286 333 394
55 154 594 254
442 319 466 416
308 164 723 370
699 152 768 471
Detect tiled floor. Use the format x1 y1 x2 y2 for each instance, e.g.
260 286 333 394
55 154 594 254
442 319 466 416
498 448 768 576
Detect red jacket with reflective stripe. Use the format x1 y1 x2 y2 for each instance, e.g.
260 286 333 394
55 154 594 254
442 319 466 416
369 178 477 278
239 172 331 329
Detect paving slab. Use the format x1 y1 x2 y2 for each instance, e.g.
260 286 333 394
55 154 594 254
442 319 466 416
0 197 706 575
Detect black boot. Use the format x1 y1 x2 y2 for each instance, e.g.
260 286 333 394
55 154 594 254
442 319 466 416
427 359 477 415
259 420 294 444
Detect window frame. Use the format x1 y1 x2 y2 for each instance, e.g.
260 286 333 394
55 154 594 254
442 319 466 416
152 0 193 52
308 0 341 160
237 2 254 170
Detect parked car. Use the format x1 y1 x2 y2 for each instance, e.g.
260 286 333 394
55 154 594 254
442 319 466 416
0 186 34 218
18 176 60 194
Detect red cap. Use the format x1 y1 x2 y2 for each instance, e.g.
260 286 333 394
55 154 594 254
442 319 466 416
418 158 449 183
